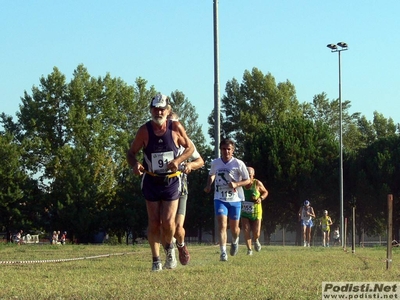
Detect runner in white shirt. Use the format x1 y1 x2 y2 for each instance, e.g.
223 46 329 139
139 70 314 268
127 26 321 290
298 200 315 247
204 138 250 261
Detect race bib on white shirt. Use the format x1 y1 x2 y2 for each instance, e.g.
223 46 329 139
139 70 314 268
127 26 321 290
216 184 235 201
215 170 237 201
210 157 248 202
151 151 174 173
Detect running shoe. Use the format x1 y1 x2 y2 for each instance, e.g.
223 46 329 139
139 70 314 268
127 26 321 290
220 252 228 261
254 240 262 252
247 249 253 256
164 247 177 269
177 244 190 265
230 242 238 256
152 260 162 272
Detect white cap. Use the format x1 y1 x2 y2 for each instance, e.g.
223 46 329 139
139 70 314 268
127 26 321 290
150 93 169 109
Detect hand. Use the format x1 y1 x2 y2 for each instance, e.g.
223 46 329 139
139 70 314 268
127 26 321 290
167 160 179 173
133 162 144 176
183 162 193 174
228 182 237 189
204 186 211 193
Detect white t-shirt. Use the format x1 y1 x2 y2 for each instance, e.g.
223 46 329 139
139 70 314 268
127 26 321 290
189 140 200 160
333 230 340 239
209 157 249 202
177 139 200 164
170 119 200 161
300 206 313 221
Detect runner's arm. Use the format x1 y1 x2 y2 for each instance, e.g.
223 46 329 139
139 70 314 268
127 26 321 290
168 121 194 171
204 174 215 193
127 125 147 175
184 156 204 174
255 179 268 204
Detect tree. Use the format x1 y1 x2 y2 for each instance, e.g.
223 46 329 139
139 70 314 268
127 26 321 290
5 64 212 243
372 111 398 139
169 90 206 148
243 117 338 244
209 67 302 157
0 133 27 240
348 135 400 240
302 92 363 152
11 65 157 242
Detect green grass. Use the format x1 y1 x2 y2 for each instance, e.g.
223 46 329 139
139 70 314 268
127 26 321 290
0 243 398 299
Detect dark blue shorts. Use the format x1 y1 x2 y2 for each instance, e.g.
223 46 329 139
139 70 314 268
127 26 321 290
141 173 181 202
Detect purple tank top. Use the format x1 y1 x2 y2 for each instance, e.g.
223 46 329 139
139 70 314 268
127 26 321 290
143 119 179 174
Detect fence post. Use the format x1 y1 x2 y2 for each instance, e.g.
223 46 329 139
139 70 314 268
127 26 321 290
361 228 364 248
387 194 393 270
344 217 347 251
352 206 356 254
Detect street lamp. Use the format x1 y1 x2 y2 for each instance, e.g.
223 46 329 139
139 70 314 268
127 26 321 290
327 42 348 248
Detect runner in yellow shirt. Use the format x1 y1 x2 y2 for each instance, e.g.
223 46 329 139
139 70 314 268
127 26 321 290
319 210 333 247
241 167 268 255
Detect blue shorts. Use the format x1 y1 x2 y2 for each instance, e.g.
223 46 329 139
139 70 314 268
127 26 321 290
214 200 241 220
301 219 314 227
141 173 180 202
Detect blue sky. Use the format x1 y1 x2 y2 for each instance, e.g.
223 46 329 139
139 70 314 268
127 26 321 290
1 1 399 141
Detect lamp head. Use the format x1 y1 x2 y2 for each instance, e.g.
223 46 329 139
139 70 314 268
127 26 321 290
327 44 338 50
337 42 348 48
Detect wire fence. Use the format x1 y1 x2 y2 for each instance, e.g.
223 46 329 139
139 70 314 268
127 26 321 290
0 252 136 265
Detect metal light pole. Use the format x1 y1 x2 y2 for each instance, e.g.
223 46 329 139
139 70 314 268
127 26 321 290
327 42 348 248
213 0 220 158
213 0 220 244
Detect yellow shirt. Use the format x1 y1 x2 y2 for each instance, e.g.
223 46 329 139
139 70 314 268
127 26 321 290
241 180 262 221
320 216 332 232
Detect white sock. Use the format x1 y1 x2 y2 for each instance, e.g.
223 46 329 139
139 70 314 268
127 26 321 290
220 245 226 253
177 241 184 248
232 237 239 244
